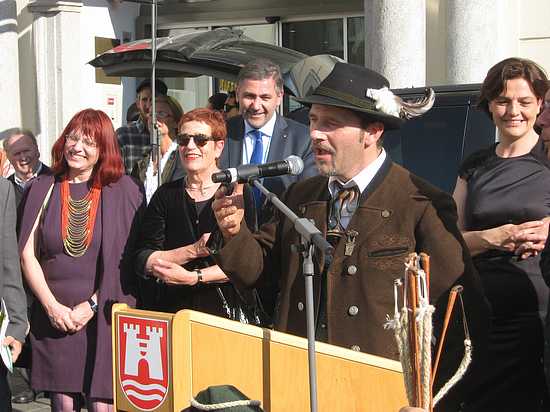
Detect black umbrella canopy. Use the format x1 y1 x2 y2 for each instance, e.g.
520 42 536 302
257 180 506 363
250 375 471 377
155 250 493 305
89 28 307 88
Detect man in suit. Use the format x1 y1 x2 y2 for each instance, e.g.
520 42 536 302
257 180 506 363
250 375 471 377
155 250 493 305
3 129 47 404
211 58 490 410
0 178 28 411
219 58 317 224
4 129 50 207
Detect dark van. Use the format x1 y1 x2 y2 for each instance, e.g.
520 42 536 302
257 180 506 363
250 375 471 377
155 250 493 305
383 84 496 193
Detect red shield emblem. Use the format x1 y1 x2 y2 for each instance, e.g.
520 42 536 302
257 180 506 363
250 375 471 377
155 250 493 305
118 315 170 410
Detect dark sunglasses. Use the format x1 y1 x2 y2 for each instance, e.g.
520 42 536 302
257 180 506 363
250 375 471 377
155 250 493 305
224 103 237 111
176 133 217 147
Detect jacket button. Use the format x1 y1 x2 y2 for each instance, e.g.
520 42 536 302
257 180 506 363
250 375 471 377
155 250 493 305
350 345 361 352
347 265 357 275
297 302 304 311
381 209 391 218
348 305 359 316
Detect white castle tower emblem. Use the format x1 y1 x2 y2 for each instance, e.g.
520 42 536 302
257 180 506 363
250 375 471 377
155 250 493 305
123 324 164 379
118 315 169 410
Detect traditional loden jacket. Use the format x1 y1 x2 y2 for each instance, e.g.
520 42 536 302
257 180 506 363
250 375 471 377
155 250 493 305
212 156 490 411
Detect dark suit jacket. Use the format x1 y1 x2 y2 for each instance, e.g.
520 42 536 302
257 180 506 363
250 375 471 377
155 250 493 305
220 114 317 209
7 163 51 207
212 157 490 411
0 178 27 343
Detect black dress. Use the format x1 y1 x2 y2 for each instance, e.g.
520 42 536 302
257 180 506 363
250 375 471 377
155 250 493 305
134 178 264 322
460 138 550 411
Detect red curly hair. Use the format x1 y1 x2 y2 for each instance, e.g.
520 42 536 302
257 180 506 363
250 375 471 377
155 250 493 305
178 108 227 141
51 109 124 186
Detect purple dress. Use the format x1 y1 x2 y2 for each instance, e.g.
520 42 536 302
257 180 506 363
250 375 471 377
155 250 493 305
18 174 144 399
30 181 102 394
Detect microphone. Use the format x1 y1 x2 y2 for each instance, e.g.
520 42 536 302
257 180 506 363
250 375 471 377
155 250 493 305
211 155 304 184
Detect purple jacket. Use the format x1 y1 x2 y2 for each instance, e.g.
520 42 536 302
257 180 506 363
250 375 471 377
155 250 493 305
18 173 145 398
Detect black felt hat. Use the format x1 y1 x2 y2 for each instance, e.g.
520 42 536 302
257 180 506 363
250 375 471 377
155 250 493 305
289 55 407 129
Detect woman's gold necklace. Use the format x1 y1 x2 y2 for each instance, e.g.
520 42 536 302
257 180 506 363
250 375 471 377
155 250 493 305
184 177 218 196
61 179 101 257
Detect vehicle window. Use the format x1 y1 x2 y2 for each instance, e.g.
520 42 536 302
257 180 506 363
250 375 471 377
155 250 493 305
384 106 469 193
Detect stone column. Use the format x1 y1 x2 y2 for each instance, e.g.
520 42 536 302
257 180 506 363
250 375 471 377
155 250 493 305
28 0 82 162
364 0 426 89
0 0 22 138
446 0 499 84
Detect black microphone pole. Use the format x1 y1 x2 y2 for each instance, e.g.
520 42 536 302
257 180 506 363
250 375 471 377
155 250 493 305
250 178 333 412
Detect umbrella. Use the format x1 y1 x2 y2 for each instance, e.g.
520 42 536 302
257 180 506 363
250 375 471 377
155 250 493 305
89 27 307 90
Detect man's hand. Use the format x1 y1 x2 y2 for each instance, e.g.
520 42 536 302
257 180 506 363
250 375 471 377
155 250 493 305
3 336 22 363
69 301 95 331
212 183 245 240
399 408 426 412
151 259 200 285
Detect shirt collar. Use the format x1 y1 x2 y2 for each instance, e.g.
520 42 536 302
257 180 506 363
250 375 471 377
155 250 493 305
244 112 277 138
14 162 43 189
328 149 387 197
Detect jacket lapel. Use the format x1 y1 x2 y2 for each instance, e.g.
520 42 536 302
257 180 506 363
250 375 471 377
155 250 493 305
266 114 288 163
347 156 395 239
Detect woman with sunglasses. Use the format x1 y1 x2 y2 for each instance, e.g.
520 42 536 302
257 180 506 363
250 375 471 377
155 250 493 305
18 109 144 411
131 94 184 203
134 108 263 322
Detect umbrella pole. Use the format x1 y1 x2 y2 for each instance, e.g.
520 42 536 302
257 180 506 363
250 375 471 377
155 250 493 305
151 0 161 188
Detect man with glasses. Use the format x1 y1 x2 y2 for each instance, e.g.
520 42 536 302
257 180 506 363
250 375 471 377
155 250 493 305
116 79 168 174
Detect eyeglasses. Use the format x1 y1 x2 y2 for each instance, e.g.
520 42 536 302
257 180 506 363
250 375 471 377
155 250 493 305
224 104 237 112
176 133 217 147
66 134 97 148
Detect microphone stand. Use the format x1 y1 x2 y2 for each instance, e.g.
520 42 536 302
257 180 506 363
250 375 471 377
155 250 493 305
250 178 333 412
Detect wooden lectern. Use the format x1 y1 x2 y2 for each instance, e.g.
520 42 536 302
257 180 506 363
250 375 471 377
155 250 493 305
112 304 407 411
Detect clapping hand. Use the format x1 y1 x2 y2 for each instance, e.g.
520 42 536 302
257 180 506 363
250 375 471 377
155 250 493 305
151 258 199 285
192 233 211 259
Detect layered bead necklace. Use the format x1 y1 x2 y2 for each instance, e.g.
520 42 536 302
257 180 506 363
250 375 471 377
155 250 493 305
60 179 101 257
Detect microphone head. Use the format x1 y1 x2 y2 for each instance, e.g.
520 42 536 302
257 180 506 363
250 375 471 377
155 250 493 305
285 155 304 176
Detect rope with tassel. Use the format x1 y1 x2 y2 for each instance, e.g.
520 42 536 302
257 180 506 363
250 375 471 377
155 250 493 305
384 252 472 411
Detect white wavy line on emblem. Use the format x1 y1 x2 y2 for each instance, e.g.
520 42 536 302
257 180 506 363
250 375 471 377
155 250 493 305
124 389 164 402
121 379 167 393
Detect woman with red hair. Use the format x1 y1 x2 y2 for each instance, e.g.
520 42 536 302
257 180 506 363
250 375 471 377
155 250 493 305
134 108 264 322
18 109 144 411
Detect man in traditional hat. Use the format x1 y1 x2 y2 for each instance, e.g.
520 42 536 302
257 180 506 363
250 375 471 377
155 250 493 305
210 56 489 410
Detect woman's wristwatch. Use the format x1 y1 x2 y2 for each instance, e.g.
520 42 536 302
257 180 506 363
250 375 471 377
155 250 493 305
195 269 203 284
87 297 98 313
